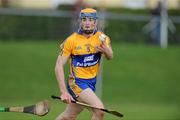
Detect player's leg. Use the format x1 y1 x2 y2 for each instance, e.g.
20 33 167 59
78 88 104 120
55 76 84 120
56 103 84 120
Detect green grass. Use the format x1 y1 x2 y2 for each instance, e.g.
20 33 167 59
0 41 180 120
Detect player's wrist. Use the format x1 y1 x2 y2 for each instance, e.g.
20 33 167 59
104 48 113 60
60 87 68 94
60 90 68 94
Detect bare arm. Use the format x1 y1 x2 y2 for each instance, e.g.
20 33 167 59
96 41 113 60
55 55 73 103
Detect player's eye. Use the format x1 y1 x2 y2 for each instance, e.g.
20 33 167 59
89 18 94 21
81 17 95 22
81 17 87 22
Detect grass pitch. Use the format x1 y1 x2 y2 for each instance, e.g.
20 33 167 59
0 41 180 120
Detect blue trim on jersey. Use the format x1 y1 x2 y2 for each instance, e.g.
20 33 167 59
71 53 101 67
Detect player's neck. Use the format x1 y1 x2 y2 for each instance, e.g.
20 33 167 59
83 33 93 38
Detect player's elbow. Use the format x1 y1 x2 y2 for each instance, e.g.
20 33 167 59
55 65 59 73
107 55 113 60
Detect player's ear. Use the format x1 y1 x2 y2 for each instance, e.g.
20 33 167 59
78 19 82 27
94 19 98 26
95 19 98 24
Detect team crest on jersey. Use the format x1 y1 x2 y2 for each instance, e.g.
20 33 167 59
75 46 82 50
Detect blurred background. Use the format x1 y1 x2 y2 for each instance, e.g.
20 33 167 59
0 0 180 120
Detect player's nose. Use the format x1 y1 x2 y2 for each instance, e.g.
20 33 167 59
85 21 91 26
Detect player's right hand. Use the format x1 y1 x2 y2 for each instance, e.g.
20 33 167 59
60 92 73 104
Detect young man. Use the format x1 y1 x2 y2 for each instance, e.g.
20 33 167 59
55 8 113 120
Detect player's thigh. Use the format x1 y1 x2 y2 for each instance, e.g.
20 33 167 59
77 88 104 109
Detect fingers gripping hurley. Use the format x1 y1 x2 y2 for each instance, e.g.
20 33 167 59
51 95 124 118
0 100 50 116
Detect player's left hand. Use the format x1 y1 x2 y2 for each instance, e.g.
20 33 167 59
96 41 113 60
96 41 109 54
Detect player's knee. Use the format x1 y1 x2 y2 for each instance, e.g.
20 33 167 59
56 113 76 120
56 116 76 120
93 103 104 118
93 110 104 118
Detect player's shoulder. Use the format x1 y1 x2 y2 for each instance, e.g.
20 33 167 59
64 32 78 43
66 32 77 40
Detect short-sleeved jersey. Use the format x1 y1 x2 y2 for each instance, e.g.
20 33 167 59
60 31 110 79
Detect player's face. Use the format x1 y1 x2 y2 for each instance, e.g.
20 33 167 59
80 17 97 32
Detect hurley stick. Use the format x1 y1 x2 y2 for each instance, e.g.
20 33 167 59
0 100 50 116
51 95 123 118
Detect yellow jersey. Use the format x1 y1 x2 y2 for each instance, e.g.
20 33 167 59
60 31 110 79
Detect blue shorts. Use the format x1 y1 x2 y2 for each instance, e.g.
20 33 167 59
67 77 96 100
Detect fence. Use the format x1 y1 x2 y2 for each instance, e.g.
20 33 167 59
0 7 180 44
